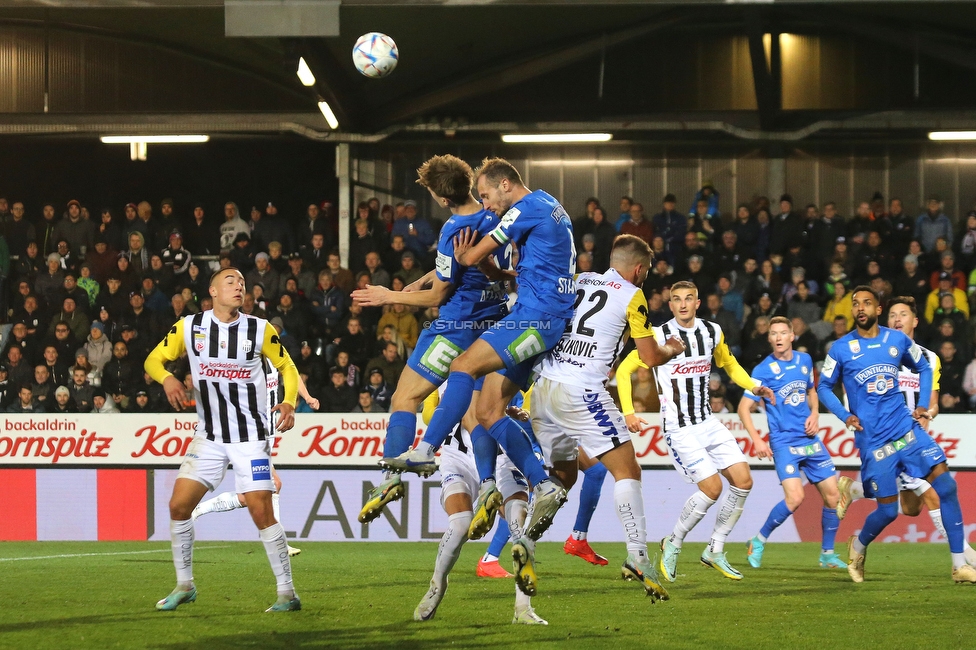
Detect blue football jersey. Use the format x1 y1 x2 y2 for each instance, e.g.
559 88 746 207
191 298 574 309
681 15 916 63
435 208 510 324
746 351 815 448
817 327 931 450
488 190 577 318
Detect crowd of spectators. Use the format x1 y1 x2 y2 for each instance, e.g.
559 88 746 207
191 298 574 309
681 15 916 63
0 195 438 414
3 179 976 416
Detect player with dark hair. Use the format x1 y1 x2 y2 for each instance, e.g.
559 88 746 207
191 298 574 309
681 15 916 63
817 286 976 583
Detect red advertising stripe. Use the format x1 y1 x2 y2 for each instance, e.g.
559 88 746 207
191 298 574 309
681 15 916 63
0 469 36 540
97 469 147 541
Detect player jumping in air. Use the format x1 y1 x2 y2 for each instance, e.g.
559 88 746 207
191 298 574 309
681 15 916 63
352 154 512 525
146 268 302 612
651 281 776 582
384 158 576 545
739 316 847 570
817 286 976 583
529 235 683 601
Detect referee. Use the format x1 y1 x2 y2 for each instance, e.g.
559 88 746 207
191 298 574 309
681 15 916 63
145 267 302 612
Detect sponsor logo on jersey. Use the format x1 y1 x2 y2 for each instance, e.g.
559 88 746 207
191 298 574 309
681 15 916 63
436 251 453 278
898 371 920 391
197 362 253 380
250 458 271 481
821 355 836 378
194 332 206 352
854 363 899 384
871 430 916 461
670 359 712 376
867 377 895 394
849 340 861 354
583 392 619 436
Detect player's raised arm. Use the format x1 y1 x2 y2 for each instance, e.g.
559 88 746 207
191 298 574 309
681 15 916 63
144 318 188 411
713 331 776 404
816 353 858 429
901 339 933 416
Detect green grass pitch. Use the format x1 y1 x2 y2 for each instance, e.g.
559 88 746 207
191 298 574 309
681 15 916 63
1 541 972 649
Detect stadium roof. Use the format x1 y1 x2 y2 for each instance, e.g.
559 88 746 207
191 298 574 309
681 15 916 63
3 1 976 143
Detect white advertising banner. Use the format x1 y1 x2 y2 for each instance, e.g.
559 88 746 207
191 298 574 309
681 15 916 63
0 412 973 469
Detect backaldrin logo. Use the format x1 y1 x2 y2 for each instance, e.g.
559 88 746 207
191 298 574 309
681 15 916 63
299 418 412 459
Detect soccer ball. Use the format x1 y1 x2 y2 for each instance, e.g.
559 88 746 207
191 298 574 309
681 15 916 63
352 32 398 78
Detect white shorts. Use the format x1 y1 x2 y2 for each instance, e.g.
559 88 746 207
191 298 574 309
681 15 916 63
530 376 631 465
664 417 747 485
438 446 528 509
898 472 930 496
178 436 276 494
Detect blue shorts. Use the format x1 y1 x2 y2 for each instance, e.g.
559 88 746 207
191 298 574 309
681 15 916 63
479 305 568 390
772 440 836 485
860 424 947 499
407 320 487 389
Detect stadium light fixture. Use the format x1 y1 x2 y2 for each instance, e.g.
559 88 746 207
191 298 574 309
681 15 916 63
929 131 976 141
297 57 316 87
100 135 209 161
100 135 210 144
318 101 339 130
501 133 613 144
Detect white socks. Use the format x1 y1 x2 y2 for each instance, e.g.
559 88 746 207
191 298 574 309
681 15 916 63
709 486 750 553
170 518 195 586
259 523 295 596
571 530 587 541
670 490 716 549
194 491 245 519
614 479 648 560
272 492 282 524
432 512 471 590
505 499 532 611
929 508 948 540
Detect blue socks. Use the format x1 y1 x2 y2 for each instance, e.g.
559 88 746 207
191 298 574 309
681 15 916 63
822 507 840 552
857 499 899 548
759 500 794 540
486 517 510 558
574 463 608 533
421 372 475 449
383 410 417 457
932 473 965 553
487 417 549 487
471 425 498 483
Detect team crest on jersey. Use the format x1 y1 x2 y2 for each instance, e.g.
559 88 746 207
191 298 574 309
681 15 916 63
220 340 227 349
801 365 808 375
785 464 795 474
889 346 898 357
849 340 861 354
769 362 781 374
242 340 252 353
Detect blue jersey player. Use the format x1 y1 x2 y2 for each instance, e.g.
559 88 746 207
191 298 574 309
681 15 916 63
817 286 976 584
353 154 512 524
384 157 576 553
738 317 846 570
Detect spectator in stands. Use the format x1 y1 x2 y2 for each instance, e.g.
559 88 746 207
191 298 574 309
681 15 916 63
770 194 803 255
77 264 100 309
366 340 405 390
321 366 358 412
916 195 953 252
96 207 124 252
101 340 134 402
932 293 968 341
741 315 773 371
4 202 35 256
689 181 720 220
30 363 55 409
92 389 118 414
245 253 280 305
378 302 419 352
688 197 720 249
620 202 653 245
364 366 392 411
791 317 822 361
925 272 968 322
181 204 218 256
715 230 744 277
85 321 112 371
50 385 77 413
677 231 707 276
45 320 78 365
272 292 310 344
125 389 153 413
327 252 355 295
883 197 912 253
391 200 435 261
743 292 781 340
589 206 616 273
218 202 249 253
892 253 929 308
577 251 593 273
40 344 69 387
930 250 966 291
751 259 782 303
122 231 149 278
15 240 43 286
7 384 41 413
61 273 89 309
227 232 255 273
349 219 377 275
612 196 632 231
53 200 95 257
382 234 408 278
138 276 169 315
822 281 853 330
295 202 334 253
13 294 43 338
5 345 32 389
160 230 191 278
48 297 88 341
68 366 93 412
36 253 65 309
786 281 822 324
938 340 967 413
333 350 361 390
309 270 345 339
36 202 58 256
393 251 424 288
680 255 714 296
572 197 599 244
846 201 872 247
715 274 744 323
3 321 37 366
354 389 384 413
279 252 316 297
701 292 740 355
962 354 976 411
957 212 976 273
652 194 686 266
301 232 329 274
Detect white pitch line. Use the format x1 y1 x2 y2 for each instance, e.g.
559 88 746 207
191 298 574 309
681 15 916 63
0 545 231 562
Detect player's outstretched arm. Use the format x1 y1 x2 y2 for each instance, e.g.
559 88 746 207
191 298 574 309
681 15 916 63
403 270 437 293
145 319 188 411
352 277 453 308
634 335 684 370
713 333 776 404
737 396 772 460
298 375 319 411
816 355 856 427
